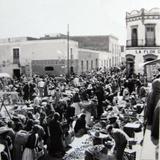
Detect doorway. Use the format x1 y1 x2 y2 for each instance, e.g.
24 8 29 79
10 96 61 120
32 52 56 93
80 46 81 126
13 69 20 79
126 54 135 78
70 66 74 75
126 60 134 77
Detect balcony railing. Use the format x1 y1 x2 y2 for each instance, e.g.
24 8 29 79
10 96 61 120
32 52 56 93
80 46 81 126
126 39 144 47
126 39 158 47
145 38 156 47
13 58 20 64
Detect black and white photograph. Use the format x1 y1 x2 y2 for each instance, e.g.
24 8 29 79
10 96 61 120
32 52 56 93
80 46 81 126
0 0 159 159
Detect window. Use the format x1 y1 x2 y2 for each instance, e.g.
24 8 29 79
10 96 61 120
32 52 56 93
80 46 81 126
91 60 93 69
2 61 5 67
13 48 20 64
145 24 155 46
109 59 111 68
61 60 65 64
115 57 117 66
70 48 73 60
112 56 114 66
81 60 83 72
112 44 114 53
45 66 54 71
101 60 103 66
86 60 89 71
121 46 124 52
131 28 138 47
95 59 98 68
104 60 106 66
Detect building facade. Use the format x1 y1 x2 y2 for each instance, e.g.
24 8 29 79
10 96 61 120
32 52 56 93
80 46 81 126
0 34 121 78
71 35 121 67
78 48 111 73
126 8 160 76
0 37 79 77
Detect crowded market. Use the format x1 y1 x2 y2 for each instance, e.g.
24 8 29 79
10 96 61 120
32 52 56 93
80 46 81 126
0 66 159 160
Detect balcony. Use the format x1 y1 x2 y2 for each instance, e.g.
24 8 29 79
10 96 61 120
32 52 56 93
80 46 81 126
126 39 158 47
13 58 20 65
127 39 144 47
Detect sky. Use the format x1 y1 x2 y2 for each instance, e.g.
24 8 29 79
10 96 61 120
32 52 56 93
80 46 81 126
0 0 160 44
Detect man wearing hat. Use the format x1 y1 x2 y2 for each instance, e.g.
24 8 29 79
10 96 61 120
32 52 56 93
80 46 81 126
107 125 129 160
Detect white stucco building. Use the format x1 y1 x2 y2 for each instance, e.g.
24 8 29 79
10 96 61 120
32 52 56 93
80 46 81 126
78 48 112 72
0 34 121 78
0 37 79 77
126 8 160 76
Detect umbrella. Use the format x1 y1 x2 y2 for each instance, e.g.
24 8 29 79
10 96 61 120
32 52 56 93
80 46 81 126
0 73 11 78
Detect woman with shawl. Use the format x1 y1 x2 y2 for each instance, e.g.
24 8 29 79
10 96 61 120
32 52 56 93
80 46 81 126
145 78 160 126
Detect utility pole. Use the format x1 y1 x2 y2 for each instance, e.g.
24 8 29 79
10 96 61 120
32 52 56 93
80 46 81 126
67 24 70 77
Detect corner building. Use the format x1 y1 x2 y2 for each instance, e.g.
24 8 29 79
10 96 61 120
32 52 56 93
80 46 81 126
126 8 160 76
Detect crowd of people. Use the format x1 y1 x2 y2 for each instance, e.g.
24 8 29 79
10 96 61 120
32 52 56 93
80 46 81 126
0 66 159 160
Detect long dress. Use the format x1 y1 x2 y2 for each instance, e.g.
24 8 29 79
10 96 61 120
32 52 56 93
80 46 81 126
13 130 29 160
23 84 29 101
72 93 81 116
79 101 92 125
49 119 65 156
145 79 160 125
22 133 38 160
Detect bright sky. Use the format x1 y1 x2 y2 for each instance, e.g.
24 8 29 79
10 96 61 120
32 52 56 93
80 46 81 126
0 0 159 44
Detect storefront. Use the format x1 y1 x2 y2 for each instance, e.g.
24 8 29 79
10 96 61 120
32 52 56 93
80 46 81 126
126 8 160 76
143 59 160 81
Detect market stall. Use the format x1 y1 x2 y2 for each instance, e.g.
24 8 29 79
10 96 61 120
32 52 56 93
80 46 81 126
143 59 160 81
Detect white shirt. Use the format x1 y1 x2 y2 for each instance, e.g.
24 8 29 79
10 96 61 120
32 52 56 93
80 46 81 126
38 81 45 88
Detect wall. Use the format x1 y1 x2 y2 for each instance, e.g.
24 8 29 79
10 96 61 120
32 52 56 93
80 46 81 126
0 39 79 77
126 8 160 75
78 48 111 73
126 48 160 74
127 19 160 46
108 36 121 67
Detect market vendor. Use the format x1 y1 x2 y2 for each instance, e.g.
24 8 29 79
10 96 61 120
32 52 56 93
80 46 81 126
107 125 129 160
49 112 65 157
72 88 81 116
74 113 87 137
145 78 160 126
85 140 115 160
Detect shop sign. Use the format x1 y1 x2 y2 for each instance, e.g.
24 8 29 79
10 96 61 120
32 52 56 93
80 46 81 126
135 49 160 54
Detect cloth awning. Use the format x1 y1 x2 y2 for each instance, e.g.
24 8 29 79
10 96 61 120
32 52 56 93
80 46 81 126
0 73 11 78
143 59 160 66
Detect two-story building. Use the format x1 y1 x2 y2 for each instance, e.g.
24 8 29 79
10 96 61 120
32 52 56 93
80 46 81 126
126 8 160 77
0 34 121 78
